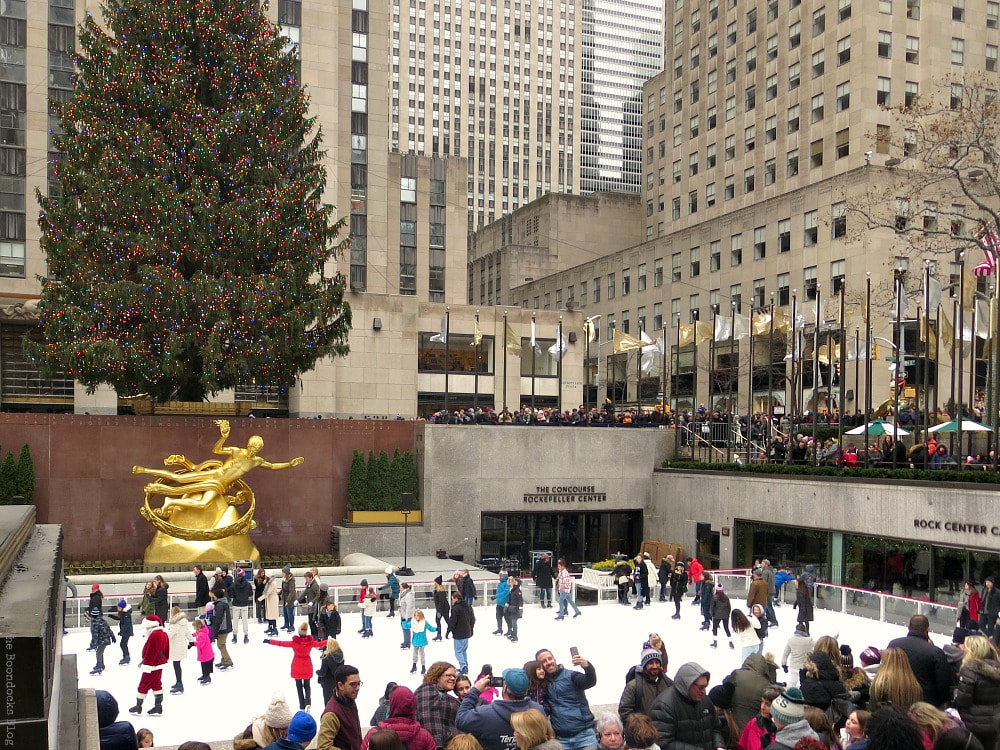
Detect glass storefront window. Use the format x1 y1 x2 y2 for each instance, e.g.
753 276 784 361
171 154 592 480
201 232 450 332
734 519 831 575
418 333 494 373
481 511 643 573
843 535 932 598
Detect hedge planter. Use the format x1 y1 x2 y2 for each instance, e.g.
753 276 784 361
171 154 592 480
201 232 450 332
347 510 422 524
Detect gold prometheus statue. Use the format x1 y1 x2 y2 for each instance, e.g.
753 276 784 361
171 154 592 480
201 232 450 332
135 419 304 567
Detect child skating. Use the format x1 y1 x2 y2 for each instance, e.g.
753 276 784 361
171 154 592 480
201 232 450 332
409 609 436 674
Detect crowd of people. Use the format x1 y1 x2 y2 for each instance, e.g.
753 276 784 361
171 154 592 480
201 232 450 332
92 559 1000 750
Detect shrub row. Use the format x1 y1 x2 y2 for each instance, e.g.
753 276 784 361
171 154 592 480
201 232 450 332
664 460 1000 485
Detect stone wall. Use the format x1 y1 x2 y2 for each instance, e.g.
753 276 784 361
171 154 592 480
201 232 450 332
0 414 415 560
651 468 1000 567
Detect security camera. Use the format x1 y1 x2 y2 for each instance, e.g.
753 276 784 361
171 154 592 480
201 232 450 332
864 151 873 162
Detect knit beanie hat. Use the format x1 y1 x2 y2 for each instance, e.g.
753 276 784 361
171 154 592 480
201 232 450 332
264 692 294 729
840 644 854 670
860 647 881 667
769 687 806 726
640 648 662 668
282 565 292 575
118 599 127 609
91 583 100 591
434 575 443 585
236 567 246 577
385 566 394 575
286 711 317 742
89 607 103 618
715 583 724 591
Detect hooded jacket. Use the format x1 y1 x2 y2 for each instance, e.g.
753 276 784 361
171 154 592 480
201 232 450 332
167 610 193 661
954 657 1000 743
799 651 849 710
726 653 773 729
649 662 724 749
764 719 820 750
359 686 437 750
781 632 815 671
619 665 673 720
399 587 416 620
232 574 254 607
109 603 134 639
96 689 139 750
495 576 511 607
456 686 545 750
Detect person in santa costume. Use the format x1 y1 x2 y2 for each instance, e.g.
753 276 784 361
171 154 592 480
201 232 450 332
129 615 170 716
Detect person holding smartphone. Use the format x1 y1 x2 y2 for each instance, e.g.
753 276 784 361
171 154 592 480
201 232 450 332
534 648 598 750
456 668 544 750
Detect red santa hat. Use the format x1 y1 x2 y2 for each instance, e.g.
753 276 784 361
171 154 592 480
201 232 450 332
143 615 163 630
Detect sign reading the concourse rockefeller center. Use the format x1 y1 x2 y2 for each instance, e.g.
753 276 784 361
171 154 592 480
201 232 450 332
523 485 607 504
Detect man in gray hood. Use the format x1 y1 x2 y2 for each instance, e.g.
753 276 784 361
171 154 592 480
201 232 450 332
764 687 819 750
649 662 725 749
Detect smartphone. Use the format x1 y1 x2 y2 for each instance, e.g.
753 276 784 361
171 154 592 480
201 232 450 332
570 646 579 659
490 676 505 688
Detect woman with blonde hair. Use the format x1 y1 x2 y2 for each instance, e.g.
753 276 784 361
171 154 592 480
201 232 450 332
869 646 922 710
907 702 959 750
446 735 485 750
954 634 1000 750
511 708 561 750
814 636 842 675
316 638 346 705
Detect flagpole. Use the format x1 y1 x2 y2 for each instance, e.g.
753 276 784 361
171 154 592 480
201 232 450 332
864 274 872 464
935 304 941 421
661 324 667 412
854 325 860 427
923 261 931 446
558 317 563 416
838 282 846 454
636 319 642 415
970 294 978 435
791 290 798 420
675 313 682 414
444 307 451 413
813 284 821 464
531 312 537 411
993 269 1000 469
474 310 480 412
957 252 965 460
729 301 736 462
709 309 716 417
503 310 509 415
747 310 754 464
893 270 903 470
768 292 775 430
585 320 590 414
692 310 700 417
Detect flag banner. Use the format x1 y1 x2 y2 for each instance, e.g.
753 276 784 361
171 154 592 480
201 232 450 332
697 321 713 344
471 320 482 347
733 313 751 340
505 323 521 356
429 314 448 343
715 315 732 342
918 313 938 360
926 275 943 313
940 310 955 348
613 328 645 352
530 319 540 354
772 308 792 333
847 337 869 361
817 341 840 365
751 310 772 336
977 298 990 339
640 331 663 373
584 315 600 343
547 335 567 360
974 227 999 276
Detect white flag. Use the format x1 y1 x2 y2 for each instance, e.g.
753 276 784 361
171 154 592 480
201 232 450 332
429 314 448 343
584 315 601 343
927 275 943 313
530 319 541 353
733 313 751 340
714 316 732 342
977 298 991 339
640 332 664 374
547 335 568 360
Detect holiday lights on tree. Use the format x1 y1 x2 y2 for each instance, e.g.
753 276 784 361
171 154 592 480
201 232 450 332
32 0 351 402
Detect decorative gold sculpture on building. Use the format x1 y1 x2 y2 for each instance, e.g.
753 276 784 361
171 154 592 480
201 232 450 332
135 419 304 566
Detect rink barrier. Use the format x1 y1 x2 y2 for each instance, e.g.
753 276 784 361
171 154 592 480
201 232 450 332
64 568 960 637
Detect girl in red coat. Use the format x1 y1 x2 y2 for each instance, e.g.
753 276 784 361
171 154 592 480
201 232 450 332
360 685 437 750
264 621 327 710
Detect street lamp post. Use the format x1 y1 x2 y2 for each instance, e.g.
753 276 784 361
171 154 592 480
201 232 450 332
398 492 415 576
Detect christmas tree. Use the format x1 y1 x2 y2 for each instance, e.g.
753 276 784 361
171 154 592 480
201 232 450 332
32 0 352 402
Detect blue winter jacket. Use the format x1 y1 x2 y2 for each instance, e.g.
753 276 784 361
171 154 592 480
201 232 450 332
542 663 597 738
495 577 510 607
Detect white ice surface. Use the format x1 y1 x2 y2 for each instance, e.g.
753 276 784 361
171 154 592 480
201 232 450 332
67 595 940 747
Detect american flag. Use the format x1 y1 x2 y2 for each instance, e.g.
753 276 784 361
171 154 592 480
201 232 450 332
973 227 1000 277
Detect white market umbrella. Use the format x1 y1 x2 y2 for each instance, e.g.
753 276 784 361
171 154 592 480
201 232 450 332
845 419 910 437
928 419 992 433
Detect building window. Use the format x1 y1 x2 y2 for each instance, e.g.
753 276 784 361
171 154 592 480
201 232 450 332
831 259 846 293
754 226 766 260
811 93 825 123
764 158 776 185
832 201 847 237
777 273 790 305
672 196 681 219
707 143 717 169
990 2 999 28
765 116 777 143
952 38 964 65
730 284 742 310
879 0 892 13
638 264 647 292
838 0 851 21
706 182 716 206
746 48 757 74
837 36 851 64
877 77 891 106
804 210 819 245
711 241 721 271
804 266 817 300
622 268 631 296
725 175 735 200
812 50 825 78
905 81 919 107
766 74 777 101
836 128 850 158
654 258 663 287
767 35 778 61
607 273 616 301
788 105 800 133
690 248 701 278
725 135 736 161
653 302 663 330
745 124 756 152
812 7 825 36
753 279 766 309
731 234 743 267
778 219 791 253
953 0 965 22
907 0 919 18
788 62 801 90
744 167 755 193
878 31 891 58
836 82 850 112
895 197 910 230
787 150 799 177
811 138 824 168
689 190 698 214
906 36 919 63
672 253 682 282
951 83 964 110
789 21 801 49
876 124 891 154
923 202 938 231
988 46 998 73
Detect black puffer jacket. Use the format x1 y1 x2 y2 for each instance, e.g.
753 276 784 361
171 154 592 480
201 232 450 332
887 630 953 706
650 662 724 749
954 657 1000 745
799 651 849 710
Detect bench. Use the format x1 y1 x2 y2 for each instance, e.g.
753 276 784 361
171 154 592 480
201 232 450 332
574 568 617 605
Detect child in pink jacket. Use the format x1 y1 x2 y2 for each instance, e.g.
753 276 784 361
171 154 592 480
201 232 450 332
192 619 215 685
